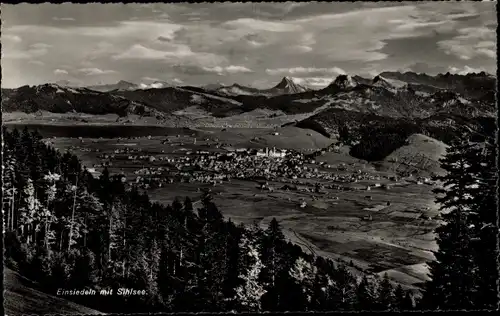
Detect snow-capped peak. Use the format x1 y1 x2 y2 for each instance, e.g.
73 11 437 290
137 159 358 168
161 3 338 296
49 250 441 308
273 76 307 93
139 81 169 89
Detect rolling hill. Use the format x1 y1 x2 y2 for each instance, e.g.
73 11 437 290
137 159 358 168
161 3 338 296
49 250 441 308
380 134 450 176
1 84 165 118
115 86 244 117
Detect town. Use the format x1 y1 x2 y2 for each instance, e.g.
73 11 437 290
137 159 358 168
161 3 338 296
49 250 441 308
52 135 436 200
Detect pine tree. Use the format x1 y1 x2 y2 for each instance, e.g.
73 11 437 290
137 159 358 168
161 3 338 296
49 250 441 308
356 275 378 311
378 273 396 310
18 178 44 245
3 148 18 232
289 256 317 309
221 220 243 310
422 141 494 310
259 218 289 311
466 142 497 309
50 252 71 290
70 249 98 289
142 239 161 306
43 172 60 251
403 291 415 310
394 284 407 311
309 257 331 311
235 230 266 312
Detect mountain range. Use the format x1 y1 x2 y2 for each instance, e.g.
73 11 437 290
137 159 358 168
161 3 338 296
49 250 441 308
216 76 308 96
3 71 495 159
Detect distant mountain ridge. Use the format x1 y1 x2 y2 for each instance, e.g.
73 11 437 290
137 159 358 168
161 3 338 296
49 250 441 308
3 71 495 122
86 80 139 92
1 83 165 118
216 76 308 97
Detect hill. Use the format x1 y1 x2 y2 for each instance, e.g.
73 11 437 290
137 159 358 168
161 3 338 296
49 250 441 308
297 108 495 161
116 86 244 117
3 268 103 315
379 71 495 101
380 134 449 176
240 125 335 152
1 84 165 118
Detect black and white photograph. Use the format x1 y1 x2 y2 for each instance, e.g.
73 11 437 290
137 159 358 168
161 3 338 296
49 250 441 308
1 1 498 314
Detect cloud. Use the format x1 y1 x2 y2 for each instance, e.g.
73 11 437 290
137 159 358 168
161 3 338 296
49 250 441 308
112 44 173 60
30 43 52 49
2 46 49 59
112 43 226 67
8 20 184 43
77 68 117 76
202 65 253 75
291 77 333 88
142 76 161 81
475 41 495 49
54 69 68 75
448 65 487 75
476 48 495 58
222 18 302 32
28 60 45 66
1 2 495 88
53 17 76 21
3 34 22 43
266 67 346 76
291 45 313 53
157 35 173 42
438 26 496 60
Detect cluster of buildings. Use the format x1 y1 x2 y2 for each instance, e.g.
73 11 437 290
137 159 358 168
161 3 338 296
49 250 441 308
255 147 287 158
78 135 426 193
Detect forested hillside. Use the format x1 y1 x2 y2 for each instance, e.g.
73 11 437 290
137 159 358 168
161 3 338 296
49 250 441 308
3 127 415 313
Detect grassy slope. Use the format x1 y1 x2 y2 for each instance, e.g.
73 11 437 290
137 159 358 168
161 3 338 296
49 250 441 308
3 267 103 316
380 134 449 176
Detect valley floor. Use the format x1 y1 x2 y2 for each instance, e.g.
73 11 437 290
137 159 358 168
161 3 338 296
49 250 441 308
6 122 441 294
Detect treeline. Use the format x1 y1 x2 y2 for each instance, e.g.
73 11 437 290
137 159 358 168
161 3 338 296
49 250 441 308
3 127 415 313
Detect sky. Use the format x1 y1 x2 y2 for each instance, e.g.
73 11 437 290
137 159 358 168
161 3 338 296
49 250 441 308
1 2 497 89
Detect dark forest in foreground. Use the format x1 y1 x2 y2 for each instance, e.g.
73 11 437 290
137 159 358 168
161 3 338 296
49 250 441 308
2 126 497 312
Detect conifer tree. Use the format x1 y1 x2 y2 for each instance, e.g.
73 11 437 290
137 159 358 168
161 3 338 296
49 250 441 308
422 141 495 310
259 218 288 310
356 275 378 310
329 264 357 310
378 273 396 310
289 256 317 309
393 284 407 311
235 229 266 312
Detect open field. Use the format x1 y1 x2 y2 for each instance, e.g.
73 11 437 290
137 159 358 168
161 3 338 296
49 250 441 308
8 123 441 291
